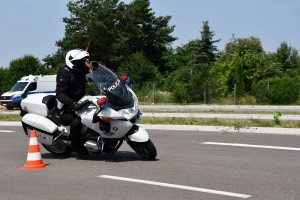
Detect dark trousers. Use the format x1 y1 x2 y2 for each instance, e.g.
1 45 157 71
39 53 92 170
59 112 82 151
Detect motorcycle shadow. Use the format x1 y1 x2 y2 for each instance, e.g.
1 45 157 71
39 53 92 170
42 151 158 162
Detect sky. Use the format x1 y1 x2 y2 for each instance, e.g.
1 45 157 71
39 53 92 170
1 0 299 68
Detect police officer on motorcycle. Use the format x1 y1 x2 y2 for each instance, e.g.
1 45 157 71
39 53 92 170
56 49 92 154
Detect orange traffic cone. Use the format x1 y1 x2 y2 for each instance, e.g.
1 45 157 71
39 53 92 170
21 130 47 170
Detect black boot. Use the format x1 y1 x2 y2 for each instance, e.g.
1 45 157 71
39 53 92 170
71 135 88 155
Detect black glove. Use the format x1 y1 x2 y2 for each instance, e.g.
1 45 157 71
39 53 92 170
73 103 81 111
73 99 90 111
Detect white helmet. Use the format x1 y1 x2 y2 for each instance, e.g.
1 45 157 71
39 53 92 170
65 49 90 69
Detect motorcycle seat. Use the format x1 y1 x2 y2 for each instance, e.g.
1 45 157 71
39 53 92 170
42 95 64 125
47 109 64 126
42 95 56 110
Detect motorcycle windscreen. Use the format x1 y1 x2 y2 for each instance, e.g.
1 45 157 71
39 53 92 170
105 81 134 110
86 63 134 110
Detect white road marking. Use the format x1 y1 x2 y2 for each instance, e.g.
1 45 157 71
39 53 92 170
0 130 15 133
98 175 251 199
202 142 300 151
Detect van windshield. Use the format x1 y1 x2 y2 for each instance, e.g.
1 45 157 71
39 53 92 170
10 82 28 92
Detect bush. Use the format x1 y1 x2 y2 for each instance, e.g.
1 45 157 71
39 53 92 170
171 83 192 104
165 66 192 104
253 76 300 104
137 87 173 104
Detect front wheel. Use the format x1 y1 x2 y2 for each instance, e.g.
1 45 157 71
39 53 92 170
127 139 157 160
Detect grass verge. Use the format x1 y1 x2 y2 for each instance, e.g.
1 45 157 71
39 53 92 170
0 115 21 121
141 110 300 115
2 114 300 128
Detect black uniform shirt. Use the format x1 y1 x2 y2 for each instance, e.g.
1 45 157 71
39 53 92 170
56 67 86 110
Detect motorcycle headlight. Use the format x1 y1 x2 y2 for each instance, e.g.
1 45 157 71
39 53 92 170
119 106 138 120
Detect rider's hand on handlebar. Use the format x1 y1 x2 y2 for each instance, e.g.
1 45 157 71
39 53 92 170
73 100 90 111
73 103 82 111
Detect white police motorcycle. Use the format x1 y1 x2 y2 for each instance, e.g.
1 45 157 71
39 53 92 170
20 63 157 160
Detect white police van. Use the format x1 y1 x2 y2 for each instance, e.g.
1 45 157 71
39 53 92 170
0 75 56 110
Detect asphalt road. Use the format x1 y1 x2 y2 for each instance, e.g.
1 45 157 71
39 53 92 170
0 126 299 200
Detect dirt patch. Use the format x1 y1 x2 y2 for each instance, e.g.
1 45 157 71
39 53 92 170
0 107 7 112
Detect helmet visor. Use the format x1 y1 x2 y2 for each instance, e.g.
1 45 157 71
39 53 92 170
70 51 90 62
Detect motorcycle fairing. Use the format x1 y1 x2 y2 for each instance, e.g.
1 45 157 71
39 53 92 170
22 113 57 145
81 110 133 139
127 126 149 142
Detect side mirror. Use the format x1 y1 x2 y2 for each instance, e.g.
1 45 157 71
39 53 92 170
121 73 132 85
91 61 99 70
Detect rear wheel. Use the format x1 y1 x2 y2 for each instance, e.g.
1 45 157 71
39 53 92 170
42 142 72 156
127 139 157 160
21 119 72 156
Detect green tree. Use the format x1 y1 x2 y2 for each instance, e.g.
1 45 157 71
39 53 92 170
274 42 299 71
43 50 66 74
164 40 197 75
57 0 126 67
164 22 219 103
192 21 220 102
123 0 176 72
224 35 264 56
164 41 197 103
44 0 175 73
0 67 8 94
211 36 269 99
252 53 281 85
4 55 45 90
118 52 161 91
194 21 220 69
166 66 191 103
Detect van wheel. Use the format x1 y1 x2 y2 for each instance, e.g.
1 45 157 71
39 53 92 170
5 106 14 110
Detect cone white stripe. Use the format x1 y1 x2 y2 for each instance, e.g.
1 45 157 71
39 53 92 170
29 137 39 145
27 152 42 161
